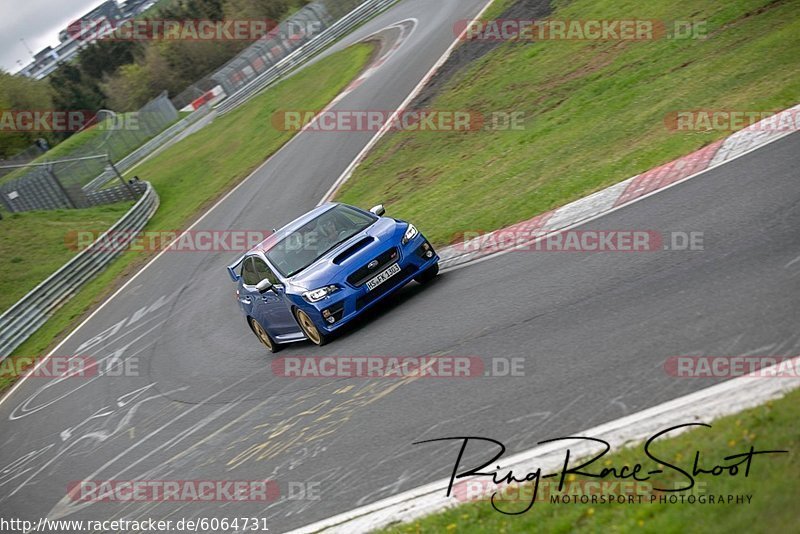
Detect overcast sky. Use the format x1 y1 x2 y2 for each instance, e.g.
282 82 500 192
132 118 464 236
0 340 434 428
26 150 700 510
0 0 108 73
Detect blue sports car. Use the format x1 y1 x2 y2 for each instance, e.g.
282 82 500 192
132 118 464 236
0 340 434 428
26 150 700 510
227 203 439 351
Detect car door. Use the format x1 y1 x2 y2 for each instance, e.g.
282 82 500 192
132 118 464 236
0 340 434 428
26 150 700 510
250 257 299 336
239 257 261 322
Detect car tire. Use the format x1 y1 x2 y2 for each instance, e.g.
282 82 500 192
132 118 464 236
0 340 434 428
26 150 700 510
415 263 439 284
294 308 329 347
249 318 281 354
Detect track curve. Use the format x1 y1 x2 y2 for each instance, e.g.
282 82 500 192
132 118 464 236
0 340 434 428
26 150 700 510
1 0 799 532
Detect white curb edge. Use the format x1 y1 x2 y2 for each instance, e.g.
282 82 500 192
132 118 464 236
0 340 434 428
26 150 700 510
293 357 800 533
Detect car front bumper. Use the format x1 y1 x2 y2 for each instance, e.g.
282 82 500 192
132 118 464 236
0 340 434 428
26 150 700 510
297 235 439 334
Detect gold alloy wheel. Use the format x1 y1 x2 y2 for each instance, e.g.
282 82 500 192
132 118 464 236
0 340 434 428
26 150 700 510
295 309 323 345
251 319 274 351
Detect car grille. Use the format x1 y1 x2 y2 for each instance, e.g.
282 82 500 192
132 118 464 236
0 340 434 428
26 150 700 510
356 265 416 310
347 248 400 287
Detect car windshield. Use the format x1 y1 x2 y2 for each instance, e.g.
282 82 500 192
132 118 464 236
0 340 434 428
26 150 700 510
266 205 377 278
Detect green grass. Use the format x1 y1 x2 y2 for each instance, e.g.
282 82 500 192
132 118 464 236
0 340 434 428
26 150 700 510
38 115 140 160
0 203 133 312
381 388 800 533
336 0 800 246
0 43 375 392
0 128 104 184
0 203 132 405
0 112 179 185
482 0 517 20
127 42 374 239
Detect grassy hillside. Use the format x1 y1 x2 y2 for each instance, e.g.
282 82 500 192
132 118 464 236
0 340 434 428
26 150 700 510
337 0 800 245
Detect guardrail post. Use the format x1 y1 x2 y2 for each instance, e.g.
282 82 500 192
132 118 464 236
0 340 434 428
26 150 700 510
0 189 12 213
46 165 76 209
107 158 138 199
0 182 160 359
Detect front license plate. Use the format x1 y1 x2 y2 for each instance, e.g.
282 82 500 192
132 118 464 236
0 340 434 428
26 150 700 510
366 263 402 291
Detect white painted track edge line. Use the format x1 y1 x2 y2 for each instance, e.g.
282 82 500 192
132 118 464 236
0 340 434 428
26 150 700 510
317 0 499 206
0 16 414 409
292 356 800 533
441 128 799 273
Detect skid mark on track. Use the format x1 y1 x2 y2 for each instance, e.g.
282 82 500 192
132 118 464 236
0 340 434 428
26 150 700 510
41 378 250 521
227 375 421 469
13 369 424 524
9 325 163 421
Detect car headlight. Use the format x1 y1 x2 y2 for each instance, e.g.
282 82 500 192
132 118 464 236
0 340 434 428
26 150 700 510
402 224 419 245
303 285 340 303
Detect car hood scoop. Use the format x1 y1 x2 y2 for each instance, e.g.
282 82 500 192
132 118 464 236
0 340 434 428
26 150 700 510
289 219 398 289
332 237 375 265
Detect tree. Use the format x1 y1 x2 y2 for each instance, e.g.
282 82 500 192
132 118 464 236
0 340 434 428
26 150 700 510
101 63 154 111
223 0 295 20
79 40 143 80
0 71 55 158
49 0 304 113
49 63 107 114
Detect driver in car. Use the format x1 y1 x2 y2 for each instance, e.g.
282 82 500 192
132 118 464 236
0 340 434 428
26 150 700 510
316 217 341 251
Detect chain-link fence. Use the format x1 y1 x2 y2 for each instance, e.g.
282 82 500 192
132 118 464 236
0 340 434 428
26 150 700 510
171 78 221 112
209 2 328 98
0 93 177 212
0 0 388 214
0 154 146 212
171 0 381 109
208 0 366 99
0 144 48 180
215 0 395 115
0 181 159 359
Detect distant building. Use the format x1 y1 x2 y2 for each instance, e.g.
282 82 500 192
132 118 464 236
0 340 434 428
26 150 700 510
17 0 153 80
57 0 124 43
119 0 154 19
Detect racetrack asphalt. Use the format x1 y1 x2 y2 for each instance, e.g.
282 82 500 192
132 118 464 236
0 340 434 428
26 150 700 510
0 0 798 531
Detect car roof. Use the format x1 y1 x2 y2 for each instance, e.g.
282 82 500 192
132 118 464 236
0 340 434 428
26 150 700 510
250 203 340 255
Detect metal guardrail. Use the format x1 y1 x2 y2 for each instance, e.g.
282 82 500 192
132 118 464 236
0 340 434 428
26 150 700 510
216 0 399 116
0 182 160 360
83 0 396 189
0 1 395 359
83 105 212 192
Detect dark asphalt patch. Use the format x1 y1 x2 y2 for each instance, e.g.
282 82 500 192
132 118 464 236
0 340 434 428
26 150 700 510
411 0 552 109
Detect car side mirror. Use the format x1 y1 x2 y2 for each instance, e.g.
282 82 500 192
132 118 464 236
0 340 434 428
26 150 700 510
256 279 273 294
370 204 386 216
